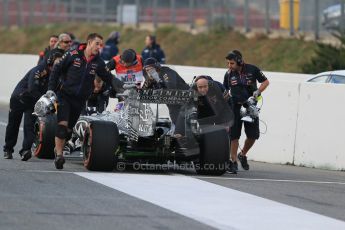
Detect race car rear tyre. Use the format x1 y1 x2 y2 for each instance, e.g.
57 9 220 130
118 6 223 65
31 114 57 159
195 128 229 176
83 120 119 171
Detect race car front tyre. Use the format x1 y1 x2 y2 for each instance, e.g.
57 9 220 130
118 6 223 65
195 127 229 176
31 114 57 159
83 120 119 171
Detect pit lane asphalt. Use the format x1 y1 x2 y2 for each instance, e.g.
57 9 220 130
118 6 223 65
0 103 344 230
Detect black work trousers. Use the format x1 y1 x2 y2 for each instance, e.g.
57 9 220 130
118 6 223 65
3 96 36 153
56 92 84 129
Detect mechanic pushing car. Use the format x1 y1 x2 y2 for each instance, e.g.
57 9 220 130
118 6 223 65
47 33 124 170
174 75 234 139
3 51 63 160
142 57 189 125
223 50 269 174
193 75 233 127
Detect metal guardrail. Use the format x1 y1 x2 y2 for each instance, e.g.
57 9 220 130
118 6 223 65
0 0 344 39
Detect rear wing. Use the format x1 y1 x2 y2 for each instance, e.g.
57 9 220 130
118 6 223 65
136 89 196 105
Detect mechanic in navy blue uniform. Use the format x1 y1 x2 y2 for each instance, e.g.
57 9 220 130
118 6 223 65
193 75 233 127
52 33 72 54
37 35 58 65
3 51 63 160
38 33 73 68
141 35 166 64
174 75 233 138
47 33 124 169
100 31 120 61
223 50 269 174
142 57 189 125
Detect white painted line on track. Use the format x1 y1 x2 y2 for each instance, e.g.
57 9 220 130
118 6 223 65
76 172 345 230
194 176 345 185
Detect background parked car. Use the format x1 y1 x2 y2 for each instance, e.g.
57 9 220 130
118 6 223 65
307 70 345 84
322 4 344 30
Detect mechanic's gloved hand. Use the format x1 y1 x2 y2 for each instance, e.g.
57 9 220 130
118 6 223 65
253 90 261 98
45 90 57 99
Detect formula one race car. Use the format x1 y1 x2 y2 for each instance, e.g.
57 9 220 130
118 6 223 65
31 85 232 175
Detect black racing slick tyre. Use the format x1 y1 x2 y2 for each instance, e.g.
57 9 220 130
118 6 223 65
83 120 119 171
195 127 229 176
32 114 57 159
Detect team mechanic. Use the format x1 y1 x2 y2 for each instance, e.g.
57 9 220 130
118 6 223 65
47 33 124 169
174 75 233 138
142 57 189 125
49 33 72 60
3 51 63 160
223 50 269 174
192 75 233 128
37 34 58 64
